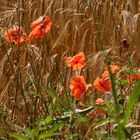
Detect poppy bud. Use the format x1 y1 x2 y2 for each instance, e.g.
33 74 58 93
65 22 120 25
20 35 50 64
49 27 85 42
120 39 129 49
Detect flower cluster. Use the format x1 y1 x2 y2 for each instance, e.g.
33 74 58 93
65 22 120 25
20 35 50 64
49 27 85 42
66 52 86 100
66 53 120 100
4 16 52 44
65 51 140 118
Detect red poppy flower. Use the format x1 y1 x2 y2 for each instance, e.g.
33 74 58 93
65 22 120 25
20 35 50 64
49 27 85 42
93 75 111 92
102 70 109 77
128 73 140 83
4 26 25 44
66 52 85 71
101 64 119 78
70 75 87 100
27 16 51 40
104 64 119 73
86 99 106 118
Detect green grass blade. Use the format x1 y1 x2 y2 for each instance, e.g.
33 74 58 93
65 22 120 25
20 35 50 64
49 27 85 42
0 137 7 140
124 80 140 125
9 133 28 140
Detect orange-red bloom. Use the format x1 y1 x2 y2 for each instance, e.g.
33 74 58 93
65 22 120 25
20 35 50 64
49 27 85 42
128 73 140 83
104 64 120 73
27 16 51 40
70 75 87 100
66 52 85 71
4 26 25 44
93 75 111 92
93 64 119 92
86 98 106 118
101 64 119 78
102 70 109 77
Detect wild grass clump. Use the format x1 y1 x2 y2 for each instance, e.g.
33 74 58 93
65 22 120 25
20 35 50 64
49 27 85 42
0 0 140 139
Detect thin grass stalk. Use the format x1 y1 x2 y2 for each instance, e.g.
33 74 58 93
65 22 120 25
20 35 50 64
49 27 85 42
16 3 21 64
105 57 125 139
59 74 71 108
1 42 14 74
33 77 42 121
21 84 32 124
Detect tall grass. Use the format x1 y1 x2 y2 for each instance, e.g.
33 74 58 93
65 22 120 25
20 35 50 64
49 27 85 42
0 0 140 139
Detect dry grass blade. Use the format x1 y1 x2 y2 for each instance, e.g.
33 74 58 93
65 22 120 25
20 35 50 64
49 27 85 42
87 48 112 69
52 19 73 51
132 132 140 140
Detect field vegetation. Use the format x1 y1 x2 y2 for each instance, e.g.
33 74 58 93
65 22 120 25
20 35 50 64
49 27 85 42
0 0 140 139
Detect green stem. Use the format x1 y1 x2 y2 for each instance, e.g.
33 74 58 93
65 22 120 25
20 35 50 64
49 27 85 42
105 58 124 140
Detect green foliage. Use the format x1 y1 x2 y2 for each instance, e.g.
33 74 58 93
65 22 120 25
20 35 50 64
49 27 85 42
9 115 65 140
0 137 7 140
124 80 140 124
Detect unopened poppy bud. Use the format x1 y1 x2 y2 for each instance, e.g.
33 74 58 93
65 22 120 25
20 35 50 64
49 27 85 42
120 39 129 49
